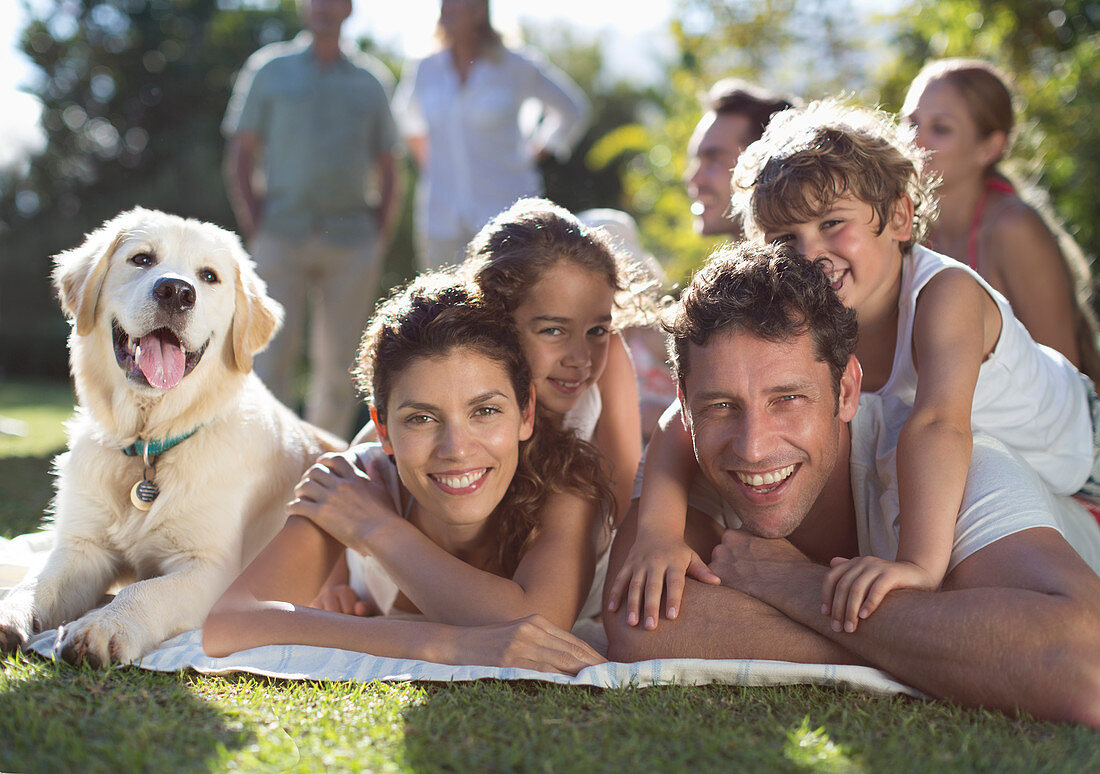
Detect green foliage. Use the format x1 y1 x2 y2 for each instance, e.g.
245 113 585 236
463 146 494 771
877 0 1100 264
612 0 871 286
0 0 305 377
522 21 657 215
0 5 655 379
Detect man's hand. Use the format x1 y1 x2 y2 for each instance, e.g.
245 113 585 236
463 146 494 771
708 529 813 598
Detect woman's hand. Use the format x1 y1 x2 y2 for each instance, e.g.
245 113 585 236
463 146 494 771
287 450 400 550
445 614 605 675
310 583 377 617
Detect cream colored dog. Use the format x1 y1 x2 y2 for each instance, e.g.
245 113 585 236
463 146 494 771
0 208 343 665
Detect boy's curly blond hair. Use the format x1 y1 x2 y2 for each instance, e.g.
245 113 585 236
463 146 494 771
732 98 938 254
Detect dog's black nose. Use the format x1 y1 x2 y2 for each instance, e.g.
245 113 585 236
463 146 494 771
153 276 196 312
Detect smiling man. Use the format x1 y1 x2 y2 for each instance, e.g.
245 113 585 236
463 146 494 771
604 243 1100 726
685 80 797 237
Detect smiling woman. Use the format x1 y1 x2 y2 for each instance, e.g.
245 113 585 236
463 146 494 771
202 274 615 674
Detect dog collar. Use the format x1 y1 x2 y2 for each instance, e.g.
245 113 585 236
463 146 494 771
121 428 199 458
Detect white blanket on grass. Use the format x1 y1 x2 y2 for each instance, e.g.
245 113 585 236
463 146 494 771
3 532 919 697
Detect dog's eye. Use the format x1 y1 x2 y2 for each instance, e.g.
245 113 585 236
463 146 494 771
198 268 219 284
129 252 154 267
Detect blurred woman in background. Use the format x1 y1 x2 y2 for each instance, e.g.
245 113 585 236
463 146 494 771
395 0 590 270
903 57 1100 378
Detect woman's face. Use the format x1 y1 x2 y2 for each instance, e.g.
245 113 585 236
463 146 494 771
439 0 489 41
511 261 616 417
902 78 1001 190
377 348 534 535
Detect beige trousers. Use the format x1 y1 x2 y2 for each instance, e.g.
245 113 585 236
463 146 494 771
250 230 383 438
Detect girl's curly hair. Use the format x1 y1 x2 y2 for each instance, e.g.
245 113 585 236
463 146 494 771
462 197 658 329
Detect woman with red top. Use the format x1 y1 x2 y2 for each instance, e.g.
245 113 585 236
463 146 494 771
902 58 1100 378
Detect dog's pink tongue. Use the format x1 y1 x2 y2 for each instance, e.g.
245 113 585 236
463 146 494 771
137 333 186 390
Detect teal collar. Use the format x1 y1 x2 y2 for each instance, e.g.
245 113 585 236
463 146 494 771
121 428 200 458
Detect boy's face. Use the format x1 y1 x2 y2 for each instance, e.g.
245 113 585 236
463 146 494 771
760 194 913 318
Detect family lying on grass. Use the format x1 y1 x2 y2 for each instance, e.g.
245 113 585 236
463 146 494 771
5 97 1100 728
211 100 1100 726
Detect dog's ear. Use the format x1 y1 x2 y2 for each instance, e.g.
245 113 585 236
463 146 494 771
52 220 127 336
231 254 284 373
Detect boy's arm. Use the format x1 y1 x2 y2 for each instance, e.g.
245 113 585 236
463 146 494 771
824 269 991 630
898 268 991 576
593 332 643 526
605 400 720 629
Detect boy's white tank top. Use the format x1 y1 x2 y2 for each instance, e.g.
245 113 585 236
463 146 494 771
876 245 1091 494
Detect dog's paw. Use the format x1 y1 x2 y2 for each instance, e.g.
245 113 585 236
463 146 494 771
57 609 154 667
0 596 37 653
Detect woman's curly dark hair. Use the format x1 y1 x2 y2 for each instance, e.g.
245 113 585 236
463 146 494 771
354 272 614 576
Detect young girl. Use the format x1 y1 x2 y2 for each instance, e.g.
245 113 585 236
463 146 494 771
902 58 1100 380
608 99 1099 635
462 197 653 525
203 275 612 673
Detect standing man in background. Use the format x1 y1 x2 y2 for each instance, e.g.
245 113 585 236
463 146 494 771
685 79 796 238
223 0 401 438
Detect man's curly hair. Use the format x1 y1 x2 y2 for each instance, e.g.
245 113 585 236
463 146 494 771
667 241 858 406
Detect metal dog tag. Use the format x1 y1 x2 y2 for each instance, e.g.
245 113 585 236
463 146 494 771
130 478 159 510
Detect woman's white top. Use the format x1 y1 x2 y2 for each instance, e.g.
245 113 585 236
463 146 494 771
394 46 590 241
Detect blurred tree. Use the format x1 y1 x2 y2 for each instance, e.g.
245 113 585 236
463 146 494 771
595 0 870 285
876 0 1100 272
521 21 659 216
0 0 306 376
0 3 657 378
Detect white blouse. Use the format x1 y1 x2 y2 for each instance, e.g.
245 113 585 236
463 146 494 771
394 47 590 240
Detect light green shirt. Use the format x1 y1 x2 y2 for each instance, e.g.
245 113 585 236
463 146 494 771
223 33 398 245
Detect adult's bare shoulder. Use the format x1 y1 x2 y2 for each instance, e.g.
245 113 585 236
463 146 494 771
983 194 1062 273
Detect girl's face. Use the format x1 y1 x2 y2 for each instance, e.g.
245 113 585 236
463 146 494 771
511 261 616 417
902 79 1002 190
376 349 534 538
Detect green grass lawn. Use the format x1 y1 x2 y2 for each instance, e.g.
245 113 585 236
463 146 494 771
1 379 1098 772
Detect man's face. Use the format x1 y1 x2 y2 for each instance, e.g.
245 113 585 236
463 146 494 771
681 328 858 538
304 0 352 37
685 111 755 236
